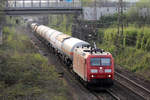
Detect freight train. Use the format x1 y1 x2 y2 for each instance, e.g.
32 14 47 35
30 23 114 88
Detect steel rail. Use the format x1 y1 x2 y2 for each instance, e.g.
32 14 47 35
92 92 105 100
106 89 121 100
115 72 150 100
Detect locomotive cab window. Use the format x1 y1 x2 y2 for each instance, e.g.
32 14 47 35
90 58 101 66
101 58 111 66
90 58 111 66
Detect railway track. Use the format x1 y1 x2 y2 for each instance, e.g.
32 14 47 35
115 72 150 100
92 89 120 100
30 30 122 100
106 89 120 100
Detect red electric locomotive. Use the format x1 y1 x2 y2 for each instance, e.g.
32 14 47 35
73 46 114 87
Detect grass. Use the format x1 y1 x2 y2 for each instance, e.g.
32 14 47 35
48 15 73 36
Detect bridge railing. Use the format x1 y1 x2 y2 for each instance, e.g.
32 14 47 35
6 0 82 9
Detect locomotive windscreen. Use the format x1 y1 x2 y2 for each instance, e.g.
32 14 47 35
66 0 72 2
90 58 111 66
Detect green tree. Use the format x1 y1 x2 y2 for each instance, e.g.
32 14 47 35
127 0 150 26
0 0 6 25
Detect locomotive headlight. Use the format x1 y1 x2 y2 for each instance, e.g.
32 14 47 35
91 75 96 78
91 69 98 73
105 69 112 73
108 75 111 78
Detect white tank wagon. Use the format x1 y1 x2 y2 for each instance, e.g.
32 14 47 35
31 23 57 44
30 23 89 65
44 29 56 43
36 25 50 37
62 38 89 59
55 34 71 51
49 31 63 49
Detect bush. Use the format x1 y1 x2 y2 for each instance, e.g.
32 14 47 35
0 25 71 100
48 15 73 35
103 28 118 44
123 27 138 46
136 30 144 49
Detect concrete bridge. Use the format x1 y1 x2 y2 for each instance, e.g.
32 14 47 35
3 0 82 15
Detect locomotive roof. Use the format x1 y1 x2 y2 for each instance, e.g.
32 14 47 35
74 46 111 58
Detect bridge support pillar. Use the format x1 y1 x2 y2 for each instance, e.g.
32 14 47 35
0 26 3 45
31 0 33 7
47 0 50 7
23 0 25 7
14 0 16 7
39 0 41 7
6 0 9 8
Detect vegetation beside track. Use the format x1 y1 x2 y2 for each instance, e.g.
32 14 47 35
0 17 72 100
47 15 73 36
97 25 150 80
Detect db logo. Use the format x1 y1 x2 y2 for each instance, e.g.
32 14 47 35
99 70 103 73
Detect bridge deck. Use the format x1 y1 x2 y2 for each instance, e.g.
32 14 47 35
4 8 82 15
4 0 82 15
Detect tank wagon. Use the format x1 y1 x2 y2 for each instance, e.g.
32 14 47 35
30 23 114 87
